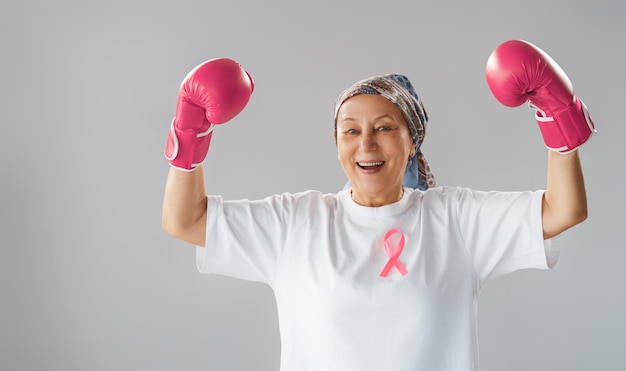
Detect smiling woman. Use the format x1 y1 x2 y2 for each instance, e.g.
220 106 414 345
161 39 593 371
336 95 414 206
333 73 435 207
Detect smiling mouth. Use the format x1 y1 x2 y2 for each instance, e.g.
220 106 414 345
357 161 385 169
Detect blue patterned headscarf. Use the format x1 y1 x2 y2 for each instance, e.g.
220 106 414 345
334 74 436 191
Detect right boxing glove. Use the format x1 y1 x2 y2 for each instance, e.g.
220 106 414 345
485 40 595 154
165 58 254 171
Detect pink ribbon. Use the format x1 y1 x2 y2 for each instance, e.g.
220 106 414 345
379 228 408 278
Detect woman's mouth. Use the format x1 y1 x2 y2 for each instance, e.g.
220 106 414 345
357 161 385 169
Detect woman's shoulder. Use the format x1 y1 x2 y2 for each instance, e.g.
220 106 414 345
414 186 542 207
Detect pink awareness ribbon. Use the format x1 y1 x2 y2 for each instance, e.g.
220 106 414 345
379 228 408 278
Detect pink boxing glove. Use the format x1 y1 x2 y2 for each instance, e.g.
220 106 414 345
165 58 254 171
485 39 595 153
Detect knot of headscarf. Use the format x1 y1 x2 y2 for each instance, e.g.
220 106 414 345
334 74 436 190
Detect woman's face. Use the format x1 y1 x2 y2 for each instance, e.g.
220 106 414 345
335 94 414 206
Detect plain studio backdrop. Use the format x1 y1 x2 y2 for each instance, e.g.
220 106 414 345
1 0 624 370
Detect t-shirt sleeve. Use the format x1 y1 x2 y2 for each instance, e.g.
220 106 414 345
196 194 290 284
453 188 562 283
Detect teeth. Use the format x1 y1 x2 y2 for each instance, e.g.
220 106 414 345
358 161 384 167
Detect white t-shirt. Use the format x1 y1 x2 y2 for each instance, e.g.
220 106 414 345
196 186 561 371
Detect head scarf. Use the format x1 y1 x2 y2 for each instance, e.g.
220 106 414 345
334 74 436 191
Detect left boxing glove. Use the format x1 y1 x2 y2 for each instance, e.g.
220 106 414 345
485 39 595 153
165 58 254 171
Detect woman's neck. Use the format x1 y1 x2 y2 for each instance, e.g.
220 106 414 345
350 187 404 207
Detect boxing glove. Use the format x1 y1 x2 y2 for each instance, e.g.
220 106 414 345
485 39 595 153
165 58 254 171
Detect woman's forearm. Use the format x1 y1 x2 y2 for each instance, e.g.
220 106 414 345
162 166 208 246
542 150 588 239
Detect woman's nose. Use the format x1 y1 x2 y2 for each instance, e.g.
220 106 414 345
360 132 377 151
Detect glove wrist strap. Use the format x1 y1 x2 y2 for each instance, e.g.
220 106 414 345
531 96 596 154
164 120 214 169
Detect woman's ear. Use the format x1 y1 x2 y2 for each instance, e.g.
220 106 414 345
408 143 416 161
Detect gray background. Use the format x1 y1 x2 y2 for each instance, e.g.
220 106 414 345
1 0 624 370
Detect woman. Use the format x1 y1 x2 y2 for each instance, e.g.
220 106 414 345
162 40 593 370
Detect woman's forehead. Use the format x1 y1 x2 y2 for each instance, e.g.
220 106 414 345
336 94 404 120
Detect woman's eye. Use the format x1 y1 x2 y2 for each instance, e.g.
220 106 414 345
377 126 391 132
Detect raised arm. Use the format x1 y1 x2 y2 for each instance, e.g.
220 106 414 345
161 58 254 246
485 39 595 239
